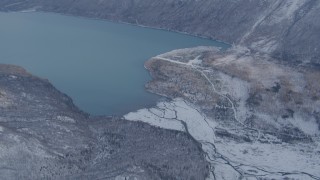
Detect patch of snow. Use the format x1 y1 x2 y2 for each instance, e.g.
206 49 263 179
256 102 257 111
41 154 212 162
125 99 218 142
217 72 250 122
156 46 219 63
213 164 241 180
250 38 279 53
9 75 17 79
215 141 320 177
187 55 202 65
290 114 319 136
124 102 185 132
240 0 283 43
269 0 307 24
125 99 217 143
56 116 76 123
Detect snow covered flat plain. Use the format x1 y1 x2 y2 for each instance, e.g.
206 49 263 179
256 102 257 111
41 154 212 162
125 98 320 180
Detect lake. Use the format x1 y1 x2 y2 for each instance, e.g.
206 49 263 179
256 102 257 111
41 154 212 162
0 12 229 115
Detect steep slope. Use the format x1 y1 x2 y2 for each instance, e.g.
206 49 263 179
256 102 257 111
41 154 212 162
1 0 319 66
0 64 208 180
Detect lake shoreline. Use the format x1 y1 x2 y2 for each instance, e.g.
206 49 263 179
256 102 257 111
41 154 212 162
0 11 228 116
14 10 231 49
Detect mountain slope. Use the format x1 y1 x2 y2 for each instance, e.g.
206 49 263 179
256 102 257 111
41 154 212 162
0 64 208 180
1 0 320 66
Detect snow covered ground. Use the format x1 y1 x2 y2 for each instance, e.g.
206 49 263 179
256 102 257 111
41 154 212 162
126 46 320 179
125 98 320 180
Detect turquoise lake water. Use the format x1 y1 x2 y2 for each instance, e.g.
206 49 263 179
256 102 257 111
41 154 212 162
0 12 229 115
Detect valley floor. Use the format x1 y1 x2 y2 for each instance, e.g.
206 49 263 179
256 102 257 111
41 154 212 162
125 98 320 180
125 46 320 180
